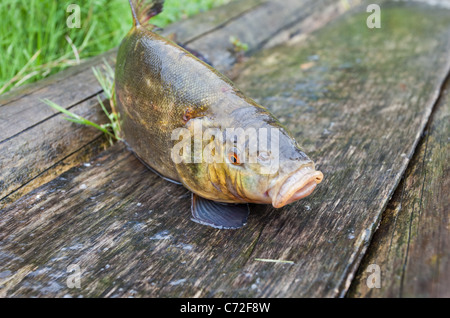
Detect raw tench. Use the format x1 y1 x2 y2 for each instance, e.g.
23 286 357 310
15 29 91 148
114 0 323 229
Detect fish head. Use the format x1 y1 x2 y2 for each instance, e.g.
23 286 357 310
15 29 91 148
174 112 323 208
216 125 323 208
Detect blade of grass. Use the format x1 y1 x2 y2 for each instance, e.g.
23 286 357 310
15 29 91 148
42 60 121 145
0 50 41 95
42 98 116 140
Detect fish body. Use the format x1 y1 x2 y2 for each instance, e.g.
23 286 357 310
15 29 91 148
114 0 323 228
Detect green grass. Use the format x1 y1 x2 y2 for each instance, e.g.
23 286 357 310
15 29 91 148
0 0 232 95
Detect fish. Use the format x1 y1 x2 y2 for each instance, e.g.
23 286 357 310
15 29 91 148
114 0 324 229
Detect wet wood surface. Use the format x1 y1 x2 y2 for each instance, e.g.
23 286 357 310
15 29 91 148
1 0 449 297
347 77 450 298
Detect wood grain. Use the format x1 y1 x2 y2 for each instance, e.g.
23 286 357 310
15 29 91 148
0 95 109 206
0 1 449 297
162 0 265 45
187 0 349 74
347 77 450 298
216 2 450 297
0 52 116 143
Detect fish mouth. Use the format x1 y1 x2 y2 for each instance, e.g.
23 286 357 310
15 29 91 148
269 166 323 208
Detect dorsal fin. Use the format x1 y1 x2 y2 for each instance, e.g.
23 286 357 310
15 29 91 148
128 0 165 28
128 0 140 26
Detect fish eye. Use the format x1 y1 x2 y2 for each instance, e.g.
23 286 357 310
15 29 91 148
227 148 241 165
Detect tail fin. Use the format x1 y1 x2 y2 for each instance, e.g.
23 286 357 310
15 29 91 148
129 0 165 27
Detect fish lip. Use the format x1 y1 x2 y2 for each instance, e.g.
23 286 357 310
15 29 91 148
269 166 323 208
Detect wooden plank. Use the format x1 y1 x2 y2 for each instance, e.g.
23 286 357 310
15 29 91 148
0 144 260 297
211 2 450 297
0 0 341 209
0 95 109 206
1 1 449 297
0 137 108 210
347 78 450 298
161 0 265 44
0 52 116 143
188 0 348 73
0 51 114 108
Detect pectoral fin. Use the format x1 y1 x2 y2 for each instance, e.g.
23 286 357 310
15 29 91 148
191 193 249 229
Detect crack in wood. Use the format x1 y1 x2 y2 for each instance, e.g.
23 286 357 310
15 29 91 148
0 90 103 145
182 0 266 46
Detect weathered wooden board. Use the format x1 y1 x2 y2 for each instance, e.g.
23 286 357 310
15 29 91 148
212 2 450 297
1 1 449 297
347 78 450 298
162 0 265 45
0 52 116 143
183 0 350 73
0 0 341 210
0 52 114 208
